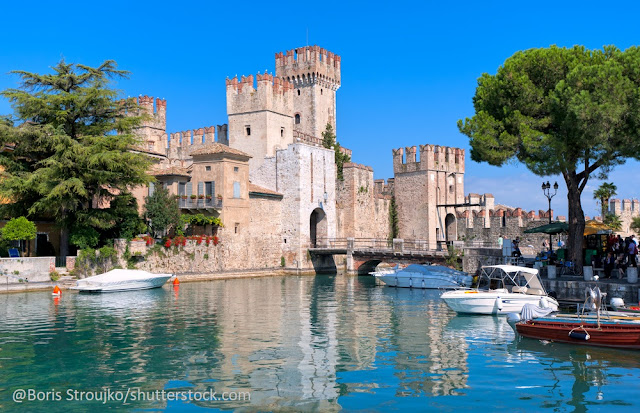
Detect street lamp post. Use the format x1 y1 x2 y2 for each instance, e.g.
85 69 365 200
542 181 559 252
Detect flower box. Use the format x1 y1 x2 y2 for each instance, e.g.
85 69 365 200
190 195 197 199
198 195 205 199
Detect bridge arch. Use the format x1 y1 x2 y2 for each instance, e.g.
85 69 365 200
310 208 327 247
356 259 383 276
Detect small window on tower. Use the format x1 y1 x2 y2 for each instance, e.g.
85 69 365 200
295 114 301 124
234 167 239 172
245 126 251 136
281 127 284 137
321 88 323 95
297 89 301 96
449 185 454 194
205 166 211 171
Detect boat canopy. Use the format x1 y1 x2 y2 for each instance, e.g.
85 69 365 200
479 265 545 292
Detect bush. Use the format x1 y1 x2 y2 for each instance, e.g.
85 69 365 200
50 271 60 281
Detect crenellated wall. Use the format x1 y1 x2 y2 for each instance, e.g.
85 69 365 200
275 46 340 142
610 198 640 236
392 145 465 248
226 73 295 171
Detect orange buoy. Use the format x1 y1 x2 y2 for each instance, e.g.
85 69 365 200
52 285 61 296
173 278 180 286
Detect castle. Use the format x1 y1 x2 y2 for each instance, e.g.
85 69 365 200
126 44 569 273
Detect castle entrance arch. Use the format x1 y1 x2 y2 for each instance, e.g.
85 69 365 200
310 208 327 247
445 213 456 243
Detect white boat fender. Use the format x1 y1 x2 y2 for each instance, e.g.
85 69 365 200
496 297 503 311
539 297 549 309
610 297 625 310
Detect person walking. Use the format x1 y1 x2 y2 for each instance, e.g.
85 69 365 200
498 234 504 249
629 237 638 267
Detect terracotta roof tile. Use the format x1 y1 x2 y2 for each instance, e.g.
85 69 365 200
190 143 251 158
248 183 283 197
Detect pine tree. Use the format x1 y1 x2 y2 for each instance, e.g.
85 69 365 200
0 60 152 256
144 186 180 238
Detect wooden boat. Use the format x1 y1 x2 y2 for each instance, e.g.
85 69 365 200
513 287 640 350
515 318 640 349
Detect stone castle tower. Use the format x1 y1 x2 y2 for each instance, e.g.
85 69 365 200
275 46 341 140
226 73 295 171
135 95 167 154
392 145 465 249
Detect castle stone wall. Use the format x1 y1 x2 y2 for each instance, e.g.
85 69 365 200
336 163 390 239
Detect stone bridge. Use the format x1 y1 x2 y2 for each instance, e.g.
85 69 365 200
309 238 450 275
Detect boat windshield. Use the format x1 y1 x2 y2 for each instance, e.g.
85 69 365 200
476 265 545 292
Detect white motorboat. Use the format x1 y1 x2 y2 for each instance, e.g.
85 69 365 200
440 265 559 315
71 269 173 293
373 264 473 289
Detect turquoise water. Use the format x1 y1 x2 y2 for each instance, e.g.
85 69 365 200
1 274 639 412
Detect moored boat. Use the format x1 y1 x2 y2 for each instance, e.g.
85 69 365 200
440 265 559 315
373 264 473 289
515 317 640 349
71 269 174 293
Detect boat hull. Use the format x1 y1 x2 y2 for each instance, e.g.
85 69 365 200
516 319 640 349
441 290 559 315
377 273 471 289
72 273 173 293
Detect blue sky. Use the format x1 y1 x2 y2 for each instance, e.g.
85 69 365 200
1 0 639 217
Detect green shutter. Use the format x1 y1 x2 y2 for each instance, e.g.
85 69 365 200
186 182 192 196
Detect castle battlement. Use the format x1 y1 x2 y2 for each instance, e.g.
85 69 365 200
226 73 294 116
275 46 341 89
374 178 394 198
393 144 465 174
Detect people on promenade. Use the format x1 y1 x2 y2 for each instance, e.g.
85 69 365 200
628 236 638 267
542 239 549 252
603 252 616 278
512 237 522 257
498 234 503 250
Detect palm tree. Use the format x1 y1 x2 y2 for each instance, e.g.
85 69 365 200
603 213 622 231
593 182 617 219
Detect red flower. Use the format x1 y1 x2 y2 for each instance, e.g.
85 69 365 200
164 240 172 248
213 236 219 246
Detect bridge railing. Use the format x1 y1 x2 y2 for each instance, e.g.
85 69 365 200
310 238 449 253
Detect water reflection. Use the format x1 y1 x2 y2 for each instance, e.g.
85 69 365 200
1 275 640 411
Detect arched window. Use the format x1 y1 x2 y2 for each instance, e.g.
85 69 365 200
295 114 301 124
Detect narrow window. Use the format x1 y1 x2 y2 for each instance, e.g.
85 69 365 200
281 127 284 137
233 181 240 198
245 126 251 136
178 182 186 196
321 88 323 95
233 167 239 172
205 166 211 171
295 114 301 124
297 89 301 96
449 185 454 194
234 223 239 234
148 182 155 196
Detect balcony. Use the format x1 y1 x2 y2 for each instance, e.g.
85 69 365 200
178 197 222 210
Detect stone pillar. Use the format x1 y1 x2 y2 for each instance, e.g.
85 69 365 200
346 238 355 273
627 267 638 283
393 238 404 252
547 265 556 280
583 266 593 281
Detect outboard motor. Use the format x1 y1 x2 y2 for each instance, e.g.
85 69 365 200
506 312 521 334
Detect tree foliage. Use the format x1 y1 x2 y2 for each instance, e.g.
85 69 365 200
144 186 180 238
458 45 640 267
389 196 399 241
593 182 617 219
603 213 622 231
0 60 152 255
631 216 640 234
321 123 351 180
1 216 36 242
